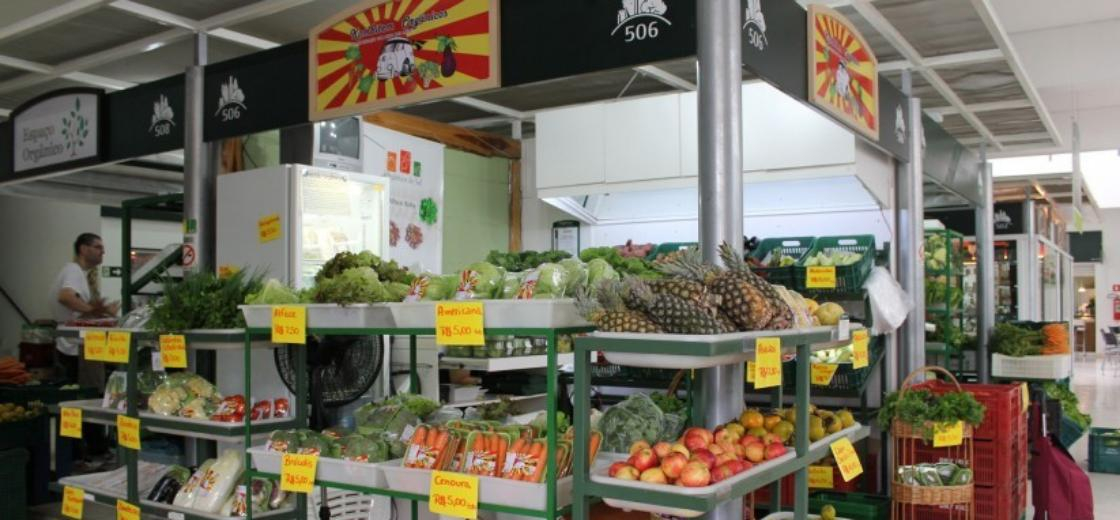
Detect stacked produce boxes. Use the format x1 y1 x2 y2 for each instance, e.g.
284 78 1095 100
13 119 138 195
911 381 1029 520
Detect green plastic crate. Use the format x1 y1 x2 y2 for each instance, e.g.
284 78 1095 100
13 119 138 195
809 491 889 520
646 242 698 262
0 448 28 520
781 335 884 393
0 415 48 451
749 236 815 287
794 235 875 294
1089 427 1120 474
1060 415 1087 449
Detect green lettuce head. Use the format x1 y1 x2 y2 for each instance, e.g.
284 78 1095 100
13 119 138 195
455 262 505 299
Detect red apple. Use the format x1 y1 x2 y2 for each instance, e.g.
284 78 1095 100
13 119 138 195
713 427 736 445
608 461 631 477
640 467 668 484
629 440 651 456
718 441 737 456
652 441 673 460
682 427 714 446
660 452 689 480
678 461 711 487
690 448 716 470
627 448 659 472
739 460 754 471
710 461 737 483
707 443 725 456
765 443 788 460
739 435 761 448
715 452 738 466
745 443 765 463
723 459 746 474
669 442 690 458
762 433 782 446
684 433 709 452
615 465 640 480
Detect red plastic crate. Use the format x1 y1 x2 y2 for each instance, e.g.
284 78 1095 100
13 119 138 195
912 439 1011 488
913 381 1022 441
912 484 1019 520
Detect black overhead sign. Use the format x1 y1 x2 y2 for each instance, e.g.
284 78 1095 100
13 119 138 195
926 202 1024 236
877 79 910 161
923 114 982 206
107 74 184 161
742 0 807 102
203 41 308 142
501 0 697 87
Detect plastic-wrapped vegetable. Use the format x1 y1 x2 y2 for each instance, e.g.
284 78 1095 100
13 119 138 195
250 479 273 511
268 485 287 510
949 468 973 485
916 464 942 486
354 403 420 438
557 258 587 295
517 264 569 299
660 412 687 442
266 430 300 453
897 465 920 486
598 393 666 452
220 494 237 517
148 385 183 416
298 433 333 455
340 434 389 462
454 262 505 300
147 465 190 503
322 426 352 440
935 462 959 484
173 459 215 507
499 272 523 299
585 258 618 288
102 371 128 411
180 396 214 419
191 449 243 512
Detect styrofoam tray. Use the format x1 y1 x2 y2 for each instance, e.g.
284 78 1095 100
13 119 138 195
241 303 395 329
377 458 583 511
591 424 864 518
389 299 591 329
602 351 752 369
991 353 1072 380
248 446 387 489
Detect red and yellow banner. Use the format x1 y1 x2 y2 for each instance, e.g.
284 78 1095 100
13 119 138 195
309 0 500 120
808 4 879 140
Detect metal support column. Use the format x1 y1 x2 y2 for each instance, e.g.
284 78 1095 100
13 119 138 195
975 149 994 382
697 0 743 517
896 73 925 377
183 33 216 272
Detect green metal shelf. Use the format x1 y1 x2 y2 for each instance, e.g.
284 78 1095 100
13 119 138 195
51 480 295 520
57 399 301 442
589 325 855 360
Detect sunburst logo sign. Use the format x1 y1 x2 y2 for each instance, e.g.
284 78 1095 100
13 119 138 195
807 4 879 141
309 0 500 121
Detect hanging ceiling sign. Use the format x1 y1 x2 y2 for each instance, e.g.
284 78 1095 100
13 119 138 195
309 0 500 121
807 4 879 141
204 42 308 142
107 74 184 161
10 88 105 176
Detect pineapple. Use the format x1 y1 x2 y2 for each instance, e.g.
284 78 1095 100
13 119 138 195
719 243 793 330
574 282 663 333
657 247 774 331
646 278 719 309
623 278 732 334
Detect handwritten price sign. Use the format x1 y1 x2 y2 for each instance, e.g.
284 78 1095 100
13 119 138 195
746 361 756 383
159 335 187 368
61 486 84 519
435 302 485 346
105 331 131 364
754 337 782 389
116 499 139 520
429 470 479 519
852 329 869 369
933 421 964 448
808 465 834 489
258 213 281 243
116 415 140 450
806 266 837 289
83 330 107 361
811 363 839 386
272 306 306 344
830 437 863 482
280 453 318 493
60 407 82 439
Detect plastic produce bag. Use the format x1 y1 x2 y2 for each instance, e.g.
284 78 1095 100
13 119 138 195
660 412 687 442
598 394 665 452
949 468 973 485
354 403 420 438
935 462 959 483
174 459 215 507
865 267 913 335
916 464 942 486
190 449 244 512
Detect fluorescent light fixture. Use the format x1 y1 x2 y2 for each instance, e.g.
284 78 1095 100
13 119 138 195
991 154 1071 177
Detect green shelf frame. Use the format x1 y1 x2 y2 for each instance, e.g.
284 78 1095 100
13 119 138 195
571 327 867 520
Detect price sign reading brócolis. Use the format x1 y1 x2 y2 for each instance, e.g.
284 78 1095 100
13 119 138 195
430 470 479 519
280 453 318 493
435 302 485 346
272 306 306 344
754 338 781 389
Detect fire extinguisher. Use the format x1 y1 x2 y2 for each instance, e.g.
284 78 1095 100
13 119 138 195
1113 298 1120 321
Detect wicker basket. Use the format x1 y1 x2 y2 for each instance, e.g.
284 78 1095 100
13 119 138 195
892 419 974 441
894 482 974 506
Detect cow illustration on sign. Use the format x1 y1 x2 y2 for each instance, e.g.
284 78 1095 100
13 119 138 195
743 0 768 50
150 95 174 136
376 37 424 81
895 105 906 144
618 0 668 25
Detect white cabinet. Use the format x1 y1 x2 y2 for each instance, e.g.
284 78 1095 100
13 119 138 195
679 91 699 177
535 104 607 189
603 94 682 183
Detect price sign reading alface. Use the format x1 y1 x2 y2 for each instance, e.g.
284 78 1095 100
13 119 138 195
280 453 318 493
754 337 782 389
105 331 131 363
933 421 964 448
830 437 863 482
83 330 107 361
430 470 479 519
435 302 485 346
852 329 869 369
60 407 82 439
272 306 307 344
806 266 837 289
159 335 187 369
61 486 84 519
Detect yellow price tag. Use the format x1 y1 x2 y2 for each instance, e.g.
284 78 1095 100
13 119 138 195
430 470 479 519
115 499 139 520
754 337 782 389
1021 383 1030 413
61 486 84 519
435 302 485 346
933 421 964 448
811 363 839 386
830 437 863 482
83 330 107 361
60 407 82 439
746 361 756 383
258 213 281 243
105 331 131 364
159 335 187 368
806 266 837 289
272 306 307 344
116 415 140 450
280 453 318 493
852 329 869 369
808 465 834 489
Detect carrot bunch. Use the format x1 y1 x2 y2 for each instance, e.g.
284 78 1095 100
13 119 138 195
0 357 31 385
502 438 549 482
462 431 511 477
404 425 459 469
1041 324 1070 355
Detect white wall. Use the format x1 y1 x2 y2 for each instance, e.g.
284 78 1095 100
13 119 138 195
520 138 581 252
0 195 100 355
98 216 182 303
1091 209 1120 347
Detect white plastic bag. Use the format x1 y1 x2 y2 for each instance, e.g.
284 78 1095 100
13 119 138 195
190 449 244 512
864 267 913 335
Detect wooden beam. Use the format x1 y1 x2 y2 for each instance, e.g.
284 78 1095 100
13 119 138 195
509 159 522 252
363 111 521 159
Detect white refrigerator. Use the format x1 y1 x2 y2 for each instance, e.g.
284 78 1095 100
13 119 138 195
216 164 390 288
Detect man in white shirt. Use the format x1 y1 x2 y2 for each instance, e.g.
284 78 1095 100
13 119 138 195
51 233 118 384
